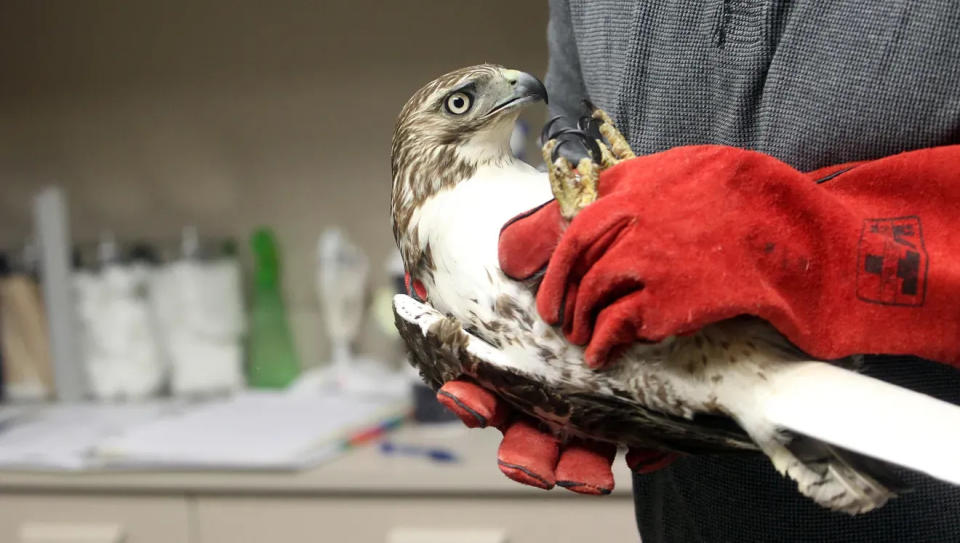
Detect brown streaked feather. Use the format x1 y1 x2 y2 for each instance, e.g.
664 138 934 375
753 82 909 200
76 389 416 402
395 304 756 454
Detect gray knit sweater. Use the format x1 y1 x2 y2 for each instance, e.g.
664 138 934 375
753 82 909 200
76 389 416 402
545 1 960 541
547 0 960 171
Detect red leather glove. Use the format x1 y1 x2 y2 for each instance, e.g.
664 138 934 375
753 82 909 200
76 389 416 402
499 144 960 368
435 379 675 494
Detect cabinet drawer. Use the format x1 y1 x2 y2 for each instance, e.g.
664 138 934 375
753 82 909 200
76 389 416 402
0 493 190 543
196 495 638 543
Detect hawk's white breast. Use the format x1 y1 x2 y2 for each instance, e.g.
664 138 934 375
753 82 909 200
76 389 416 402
411 159 577 376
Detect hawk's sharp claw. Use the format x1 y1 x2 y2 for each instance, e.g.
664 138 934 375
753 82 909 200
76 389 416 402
550 129 602 165
540 116 565 146
551 137 579 164
582 135 603 164
540 105 631 219
578 116 603 142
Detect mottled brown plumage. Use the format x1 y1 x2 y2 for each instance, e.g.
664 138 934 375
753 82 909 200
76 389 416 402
396 298 756 453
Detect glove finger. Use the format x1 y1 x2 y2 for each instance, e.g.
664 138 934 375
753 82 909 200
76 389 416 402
565 241 649 347
555 439 617 495
582 290 648 369
537 205 633 325
626 448 678 474
498 419 560 489
559 281 578 338
436 380 509 429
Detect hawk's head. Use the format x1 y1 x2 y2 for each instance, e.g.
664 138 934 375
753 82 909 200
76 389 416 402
391 64 547 255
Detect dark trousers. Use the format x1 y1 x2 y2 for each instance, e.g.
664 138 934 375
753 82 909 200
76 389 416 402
634 357 960 543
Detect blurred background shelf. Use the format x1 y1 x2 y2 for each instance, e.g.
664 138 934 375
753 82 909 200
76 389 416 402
0 0 551 369
0 2 642 541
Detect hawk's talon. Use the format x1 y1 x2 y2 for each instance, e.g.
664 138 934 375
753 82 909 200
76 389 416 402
551 130 602 165
541 106 632 220
577 116 603 141
590 109 635 161
540 116 565 146
550 157 583 220
545 151 597 220
579 133 604 164
576 115 619 168
597 141 618 169
550 137 572 163
542 139 558 169
576 158 599 209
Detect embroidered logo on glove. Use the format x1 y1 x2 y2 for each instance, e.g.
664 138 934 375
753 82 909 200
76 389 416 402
856 216 928 306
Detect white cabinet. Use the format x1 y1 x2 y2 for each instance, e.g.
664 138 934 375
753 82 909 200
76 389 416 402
195 496 637 543
0 495 190 543
0 425 639 543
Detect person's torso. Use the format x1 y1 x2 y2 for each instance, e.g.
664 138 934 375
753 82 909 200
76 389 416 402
567 0 960 170
557 1 960 541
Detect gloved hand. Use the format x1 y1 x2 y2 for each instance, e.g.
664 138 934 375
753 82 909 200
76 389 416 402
435 378 676 494
499 144 960 368
402 275 677 493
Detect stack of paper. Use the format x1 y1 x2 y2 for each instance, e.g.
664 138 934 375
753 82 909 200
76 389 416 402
0 402 174 470
93 391 409 470
0 390 409 471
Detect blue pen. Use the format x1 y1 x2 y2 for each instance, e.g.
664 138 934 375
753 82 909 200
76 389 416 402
379 440 459 463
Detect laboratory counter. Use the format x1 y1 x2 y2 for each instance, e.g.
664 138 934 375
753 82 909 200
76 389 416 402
0 423 639 543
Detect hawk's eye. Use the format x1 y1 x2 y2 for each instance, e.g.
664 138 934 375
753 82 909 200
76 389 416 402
445 92 472 115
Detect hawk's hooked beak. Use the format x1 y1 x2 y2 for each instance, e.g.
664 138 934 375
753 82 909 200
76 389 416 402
487 70 548 117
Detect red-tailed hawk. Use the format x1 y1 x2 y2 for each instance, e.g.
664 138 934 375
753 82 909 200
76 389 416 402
391 64 960 514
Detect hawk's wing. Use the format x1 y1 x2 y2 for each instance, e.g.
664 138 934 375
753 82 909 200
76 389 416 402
395 294 960 487
394 294 756 454
762 362 960 486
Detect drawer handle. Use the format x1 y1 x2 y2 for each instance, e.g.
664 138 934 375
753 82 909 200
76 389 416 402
387 527 506 543
19 522 125 543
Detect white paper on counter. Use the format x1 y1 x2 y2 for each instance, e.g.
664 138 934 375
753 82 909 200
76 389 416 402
92 390 410 470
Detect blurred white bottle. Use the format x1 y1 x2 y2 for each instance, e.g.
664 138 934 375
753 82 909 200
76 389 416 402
151 227 245 397
317 228 369 375
75 233 167 401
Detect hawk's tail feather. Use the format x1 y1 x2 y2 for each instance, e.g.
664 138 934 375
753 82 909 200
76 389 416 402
787 436 909 493
731 409 898 514
760 361 960 486
746 359 960 512
775 434 903 514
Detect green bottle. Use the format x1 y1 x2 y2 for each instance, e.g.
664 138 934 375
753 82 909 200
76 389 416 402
246 228 300 388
